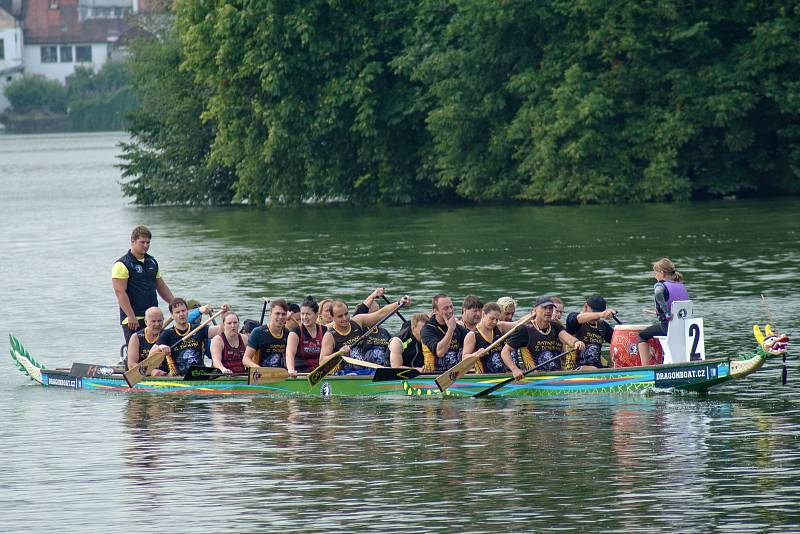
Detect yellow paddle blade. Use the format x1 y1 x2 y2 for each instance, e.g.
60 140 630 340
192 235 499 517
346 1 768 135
765 324 774 337
753 325 765 345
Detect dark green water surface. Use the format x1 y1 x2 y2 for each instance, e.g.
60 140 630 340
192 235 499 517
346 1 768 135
1 133 799 532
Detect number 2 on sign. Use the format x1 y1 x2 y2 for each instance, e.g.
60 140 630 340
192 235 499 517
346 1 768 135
685 319 705 361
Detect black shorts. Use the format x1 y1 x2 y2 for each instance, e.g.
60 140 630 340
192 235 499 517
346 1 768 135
122 322 142 344
638 322 667 342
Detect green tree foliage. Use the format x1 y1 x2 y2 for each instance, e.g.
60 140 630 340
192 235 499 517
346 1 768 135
118 30 238 204
121 0 800 205
3 75 67 114
176 0 437 205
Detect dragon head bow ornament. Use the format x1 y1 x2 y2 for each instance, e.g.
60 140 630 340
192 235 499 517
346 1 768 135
753 324 789 355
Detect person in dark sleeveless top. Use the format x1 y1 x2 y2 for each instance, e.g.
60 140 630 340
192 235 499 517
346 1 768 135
286 296 328 377
126 306 166 373
210 311 248 374
420 294 470 372
463 302 522 373
389 313 429 368
319 296 411 374
243 299 290 368
502 296 585 379
638 258 689 366
565 295 616 369
157 298 229 375
112 226 175 343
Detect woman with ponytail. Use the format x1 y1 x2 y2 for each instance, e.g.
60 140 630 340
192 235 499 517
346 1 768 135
637 258 689 366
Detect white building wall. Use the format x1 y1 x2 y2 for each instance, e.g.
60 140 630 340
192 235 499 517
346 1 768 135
22 42 109 83
0 26 24 112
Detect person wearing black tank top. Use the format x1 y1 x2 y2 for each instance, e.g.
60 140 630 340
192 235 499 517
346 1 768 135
319 295 411 370
463 302 521 373
126 306 166 373
502 296 585 380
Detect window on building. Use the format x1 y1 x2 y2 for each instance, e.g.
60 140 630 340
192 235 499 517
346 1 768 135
60 45 73 63
75 45 92 63
41 46 58 63
0 39 5 60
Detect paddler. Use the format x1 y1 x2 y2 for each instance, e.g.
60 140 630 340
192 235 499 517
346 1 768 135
243 299 290 368
497 296 517 321
126 306 166 373
501 296 585 379
210 311 248 374
112 225 175 343
638 258 689 366
420 293 470 372
157 298 229 375
388 313 429 368
285 296 328 377
319 295 411 373
458 295 483 331
462 302 523 373
565 295 616 369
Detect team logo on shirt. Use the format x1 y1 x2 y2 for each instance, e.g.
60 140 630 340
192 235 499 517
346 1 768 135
134 264 143 273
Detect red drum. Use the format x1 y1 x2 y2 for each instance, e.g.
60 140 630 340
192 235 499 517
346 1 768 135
610 324 663 368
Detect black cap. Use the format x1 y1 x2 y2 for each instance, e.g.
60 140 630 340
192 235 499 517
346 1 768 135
287 302 300 313
533 296 555 308
586 295 607 312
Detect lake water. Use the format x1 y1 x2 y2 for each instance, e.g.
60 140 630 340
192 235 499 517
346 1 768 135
1 132 799 532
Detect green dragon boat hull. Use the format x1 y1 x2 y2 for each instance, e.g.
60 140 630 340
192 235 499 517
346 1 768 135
10 334 773 397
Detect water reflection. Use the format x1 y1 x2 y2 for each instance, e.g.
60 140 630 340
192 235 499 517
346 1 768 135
109 394 800 532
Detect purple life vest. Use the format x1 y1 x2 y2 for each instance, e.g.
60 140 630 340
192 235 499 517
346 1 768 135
655 280 689 317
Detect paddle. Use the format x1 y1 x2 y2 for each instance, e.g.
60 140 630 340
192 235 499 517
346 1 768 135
183 365 223 380
611 313 622 325
248 366 290 385
372 367 421 382
761 294 787 385
341 356 384 369
124 309 224 387
472 349 576 398
435 312 535 392
308 298 408 387
381 295 407 323
259 297 270 325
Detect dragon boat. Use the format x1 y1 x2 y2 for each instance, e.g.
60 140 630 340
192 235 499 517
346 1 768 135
8 326 788 398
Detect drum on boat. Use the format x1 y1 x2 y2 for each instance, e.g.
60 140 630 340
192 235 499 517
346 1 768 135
610 324 663 367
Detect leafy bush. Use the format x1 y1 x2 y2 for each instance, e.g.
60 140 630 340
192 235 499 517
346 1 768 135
3 75 67 114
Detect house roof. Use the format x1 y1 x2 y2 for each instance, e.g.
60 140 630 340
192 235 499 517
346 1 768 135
23 0 131 44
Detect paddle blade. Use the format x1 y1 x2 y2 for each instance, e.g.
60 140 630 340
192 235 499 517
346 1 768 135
373 368 421 382
341 355 384 370
248 366 289 385
435 354 480 392
183 366 222 381
124 350 165 387
307 353 343 387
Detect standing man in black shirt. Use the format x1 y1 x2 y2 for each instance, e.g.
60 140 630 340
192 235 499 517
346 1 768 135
112 226 175 343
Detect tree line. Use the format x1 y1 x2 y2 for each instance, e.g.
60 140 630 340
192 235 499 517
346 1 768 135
119 1 800 205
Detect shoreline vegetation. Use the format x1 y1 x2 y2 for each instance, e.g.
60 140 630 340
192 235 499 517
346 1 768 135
7 3 800 206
